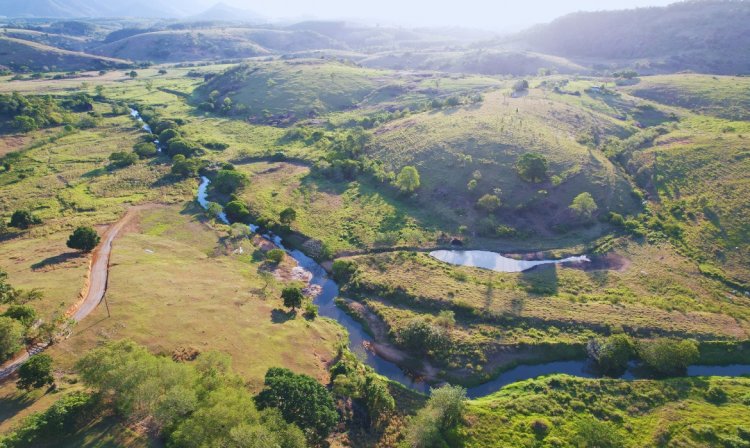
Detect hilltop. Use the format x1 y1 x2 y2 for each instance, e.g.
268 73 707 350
0 36 128 71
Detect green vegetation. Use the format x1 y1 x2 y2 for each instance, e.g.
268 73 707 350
16 354 54 391
65 226 100 253
406 385 467 448
638 338 700 375
457 375 750 447
282 286 304 312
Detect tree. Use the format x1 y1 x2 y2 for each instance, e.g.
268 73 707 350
128 70 138 78
13 115 37 132
363 375 395 429
213 169 249 195
477 194 501 212
0 316 24 361
266 249 285 264
331 259 357 282
513 79 529 92
281 287 303 312
17 354 54 391
587 334 633 375
279 208 297 226
256 367 338 443
638 338 699 375
167 139 198 158
405 385 467 447
570 192 598 221
171 154 200 178
66 226 100 253
395 166 421 193
516 153 549 182
133 142 157 158
159 128 180 144
224 201 250 224
3 304 37 328
10 210 40 229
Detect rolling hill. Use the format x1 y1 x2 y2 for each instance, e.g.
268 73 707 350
0 36 129 71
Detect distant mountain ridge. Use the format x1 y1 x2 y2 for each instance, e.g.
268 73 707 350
507 0 750 74
0 0 214 18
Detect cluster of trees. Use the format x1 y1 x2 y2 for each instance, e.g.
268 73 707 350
405 385 467 447
587 334 700 376
330 349 395 431
0 92 71 132
0 270 45 362
8 210 42 230
397 313 455 358
74 340 310 447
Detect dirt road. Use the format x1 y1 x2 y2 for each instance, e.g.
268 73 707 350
0 206 145 380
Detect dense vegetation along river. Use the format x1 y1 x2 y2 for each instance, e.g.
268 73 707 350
196 174 750 397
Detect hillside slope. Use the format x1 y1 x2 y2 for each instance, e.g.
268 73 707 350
511 0 750 74
0 36 129 71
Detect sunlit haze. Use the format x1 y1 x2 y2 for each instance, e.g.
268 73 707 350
224 0 678 30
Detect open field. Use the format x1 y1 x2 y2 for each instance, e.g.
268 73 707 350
47 206 345 386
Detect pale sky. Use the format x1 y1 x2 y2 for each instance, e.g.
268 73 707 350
222 0 679 31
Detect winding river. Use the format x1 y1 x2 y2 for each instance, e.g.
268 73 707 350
196 175 750 398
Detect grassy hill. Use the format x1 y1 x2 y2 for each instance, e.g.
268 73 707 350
360 49 587 76
623 74 750 121
92 29 271 62
457 375 750 447
367 87 640 238
0 28 89 52
510 0 750 74
0 36 129 72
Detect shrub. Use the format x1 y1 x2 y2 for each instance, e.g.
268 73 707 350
0 316 24 361
570 192 598 221
167 139 199 157
133 142 158 158
17 354 54 390
516 153 548 182
66 226 100 253
303 303 318 320
638 338 699 375
3 304 37 327
477 194 501 212
587 334 633 375
706 386 728 404
513 79 530 92
405 385 466 447
331 260 357 282
279 208 297 226
10 210 41 229
213 169 249 195
108 151 137 169
159 128 180 144
394 166 420 193
266 249 285 264
223 201 250 224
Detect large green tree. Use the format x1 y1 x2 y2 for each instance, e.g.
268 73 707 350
256 367 338 443
395 165 421 193
638 338 699 375
17 354 54 391
0 316 24 361
66 226 100 253
281 287 303 312
516 153 549 183
570 192 598 221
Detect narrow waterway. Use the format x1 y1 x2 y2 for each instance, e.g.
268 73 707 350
430 249 590 273
196 170 750 398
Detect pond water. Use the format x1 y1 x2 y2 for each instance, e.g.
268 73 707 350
430 249 590 273
196 177 750 398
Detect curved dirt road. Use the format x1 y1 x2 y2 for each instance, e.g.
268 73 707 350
0 207 143 380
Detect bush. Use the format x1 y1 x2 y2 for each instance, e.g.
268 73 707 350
108 151 137 169
405 385 466 447
213 169 249 195
66 226 100 253
17 354 54 390
638 338 699 375
167 139 199 157
224 201 251 224
570 192 598 221
303 303 318 320
587 334 633 375
331 260 357 282
516 153 548 182
3 304 37 327
706 386 728 404
10 210 41 229
0 316 24 361
477 194 501 212
159 128 180 144
133 142 158 158
394 166 420 193
399 318 449 355
266 249 285 264
279 207 297 226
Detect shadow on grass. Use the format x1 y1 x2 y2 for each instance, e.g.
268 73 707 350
519 264 559 296
271 308 296 324
31 252 85 271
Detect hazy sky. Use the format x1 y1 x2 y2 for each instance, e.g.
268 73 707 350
222 0 678 31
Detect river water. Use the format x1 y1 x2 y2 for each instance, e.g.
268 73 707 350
195 171 750 398
430 250 590 273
